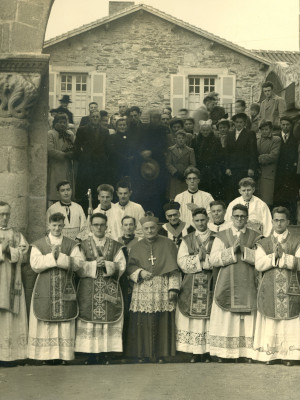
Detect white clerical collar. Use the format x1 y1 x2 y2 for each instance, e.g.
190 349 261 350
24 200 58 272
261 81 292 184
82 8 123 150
231 226 247 235
49 233 63 244
273 230 288 242
195 229 210 240
92 234 106 245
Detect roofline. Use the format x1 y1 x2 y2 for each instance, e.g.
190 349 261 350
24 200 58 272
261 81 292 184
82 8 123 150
44 3 271 65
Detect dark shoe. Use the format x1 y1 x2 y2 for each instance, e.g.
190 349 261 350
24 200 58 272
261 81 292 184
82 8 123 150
0 361 18 368
42 360 54 366
265 360 276 365
85 355 98 365
282 360 293 367
190 355 201 363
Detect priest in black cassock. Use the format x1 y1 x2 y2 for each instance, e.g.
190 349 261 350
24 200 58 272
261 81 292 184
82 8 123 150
126 214 181 363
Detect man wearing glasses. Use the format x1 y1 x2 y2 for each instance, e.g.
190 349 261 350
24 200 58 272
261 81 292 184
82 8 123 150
175 167 214 230
209 204 260 363
75 213 126 365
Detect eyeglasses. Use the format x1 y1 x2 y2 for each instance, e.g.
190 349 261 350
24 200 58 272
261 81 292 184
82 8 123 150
232 215 247 220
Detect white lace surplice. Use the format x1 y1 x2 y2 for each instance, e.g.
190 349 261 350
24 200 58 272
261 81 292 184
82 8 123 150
129 270 181 313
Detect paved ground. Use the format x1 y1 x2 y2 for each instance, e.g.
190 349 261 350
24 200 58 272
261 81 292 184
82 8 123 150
1 362 300 400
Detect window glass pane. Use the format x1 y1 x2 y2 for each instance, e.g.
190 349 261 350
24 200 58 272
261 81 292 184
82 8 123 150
67 76 72 83
82 76 87 83
76 76 81 83
195 78 200 85
67 83 72 91
82 84 87 91
189 86 194 93
195 86 200 94
76 84 81 91
61 83 66 91
204 78 209 85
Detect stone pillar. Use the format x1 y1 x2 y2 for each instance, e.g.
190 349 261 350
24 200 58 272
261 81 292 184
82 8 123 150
0 55 49 241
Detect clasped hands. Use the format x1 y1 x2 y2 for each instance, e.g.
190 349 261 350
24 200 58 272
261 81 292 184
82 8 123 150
198 246 207 261
96 256 106 268
274 243 284 261
233 238 244 254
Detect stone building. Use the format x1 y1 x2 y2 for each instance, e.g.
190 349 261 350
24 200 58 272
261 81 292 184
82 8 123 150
44 2 300 123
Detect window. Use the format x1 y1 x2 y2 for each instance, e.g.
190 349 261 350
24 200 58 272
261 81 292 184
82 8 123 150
188 76 216 112
59 73 88 118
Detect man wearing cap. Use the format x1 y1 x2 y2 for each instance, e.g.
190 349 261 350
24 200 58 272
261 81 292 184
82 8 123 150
174 166 214 230
160 201 189 248
225 112 257 201
274 116 298 224
126 214 181 363
176 208 215 363
259 81 286 128
56 95 74 125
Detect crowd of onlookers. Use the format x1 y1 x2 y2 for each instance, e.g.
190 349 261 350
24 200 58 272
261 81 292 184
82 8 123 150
47 80 300 223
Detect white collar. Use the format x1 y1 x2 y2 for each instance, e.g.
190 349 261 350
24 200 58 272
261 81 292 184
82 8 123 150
273 230 288 242
195 229 211 240
92 233 106 244
48 233 63 244
231 226 247 235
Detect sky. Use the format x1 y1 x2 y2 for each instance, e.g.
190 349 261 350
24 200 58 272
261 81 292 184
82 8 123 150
45 0 299 51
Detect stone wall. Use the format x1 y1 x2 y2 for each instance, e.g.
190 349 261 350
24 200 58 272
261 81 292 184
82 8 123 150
46 11 267 113
0 0 54 241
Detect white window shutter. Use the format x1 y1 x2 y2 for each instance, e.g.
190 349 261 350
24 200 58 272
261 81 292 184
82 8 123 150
218 75 236 117
90 71 106 110
49 69 58 109
170 74 186 116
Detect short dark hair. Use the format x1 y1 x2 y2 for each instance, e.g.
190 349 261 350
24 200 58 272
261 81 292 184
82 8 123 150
239 177 255 188
236 99 246 108
184 117 195 124
90 213 107 223
179 108 188 113
272 206 290 220
89 102 98 107
250 103 260 112
175 129 186 137
53 113 68 128
56 181 71 191
0 201 10 208
232 204 248 216
97 184 114 195
164 106 172 112
210 200 226 210
262 81 273 90
100 110 108 118
203 95 216 105
116 177 132 191
121 215 136 225
184 166 200 179
129 106 141 114
49 212 65 223
192 207 208 218
170 118 184 128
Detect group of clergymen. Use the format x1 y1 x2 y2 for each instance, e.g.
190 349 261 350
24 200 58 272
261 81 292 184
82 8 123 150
1 166 300 367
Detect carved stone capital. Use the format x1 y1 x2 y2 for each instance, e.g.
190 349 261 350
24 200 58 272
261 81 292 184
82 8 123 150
0 73 41 119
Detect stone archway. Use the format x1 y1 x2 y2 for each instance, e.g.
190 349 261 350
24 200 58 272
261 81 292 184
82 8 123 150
0 0 55 241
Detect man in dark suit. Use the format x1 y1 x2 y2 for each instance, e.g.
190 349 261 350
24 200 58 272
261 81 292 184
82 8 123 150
274 116 299 223
74 111 110 210
78 102 98 127
225 112 257 202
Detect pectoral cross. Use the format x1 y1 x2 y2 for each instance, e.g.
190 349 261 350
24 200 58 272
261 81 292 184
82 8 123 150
148 252 156 266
